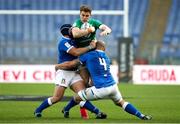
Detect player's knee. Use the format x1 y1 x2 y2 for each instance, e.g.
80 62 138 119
115 99 125 107
114 102 121 107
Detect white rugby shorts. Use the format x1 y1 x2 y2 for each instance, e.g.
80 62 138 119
55 69 83 87
78 84 123 103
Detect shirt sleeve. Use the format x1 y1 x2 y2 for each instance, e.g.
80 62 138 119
60 40 74 53
93 19 103 29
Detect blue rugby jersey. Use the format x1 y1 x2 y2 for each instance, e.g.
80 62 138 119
79 50 115 88
57 36 77 64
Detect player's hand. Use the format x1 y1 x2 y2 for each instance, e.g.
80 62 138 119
100 30 109 36
90 40 96 48
87 27 95 33
55 64 59 71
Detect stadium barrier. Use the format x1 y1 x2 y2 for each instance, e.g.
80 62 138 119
133 65 180 85
0 65 118 83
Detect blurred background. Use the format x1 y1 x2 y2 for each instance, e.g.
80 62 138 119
0 0 180 65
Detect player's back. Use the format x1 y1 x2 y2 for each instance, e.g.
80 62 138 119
80 50 115 88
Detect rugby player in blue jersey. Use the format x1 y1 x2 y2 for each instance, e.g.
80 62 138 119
34 24 106 119
56 41 152 120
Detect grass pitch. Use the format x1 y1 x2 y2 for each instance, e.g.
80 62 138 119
0 83 180 123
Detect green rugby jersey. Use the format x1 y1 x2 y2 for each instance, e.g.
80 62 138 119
73 18 102 47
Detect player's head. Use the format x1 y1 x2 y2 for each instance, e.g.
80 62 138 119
60 24 73 38
80 5 92 23
96 40 106 51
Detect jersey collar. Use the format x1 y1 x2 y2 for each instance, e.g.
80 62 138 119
62 36 71 40
96 50 104 52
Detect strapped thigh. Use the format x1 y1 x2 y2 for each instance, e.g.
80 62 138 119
78 86 110 101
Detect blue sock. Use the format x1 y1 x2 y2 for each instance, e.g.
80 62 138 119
82 101 100 114
35 98 52 113
64 98 78 111
123 102 144 119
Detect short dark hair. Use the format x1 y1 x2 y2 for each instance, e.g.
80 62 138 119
80 5 92 14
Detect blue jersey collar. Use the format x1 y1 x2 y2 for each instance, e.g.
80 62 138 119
62 36 71 40
96 50 104 52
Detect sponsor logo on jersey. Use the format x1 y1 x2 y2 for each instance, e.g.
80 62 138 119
61 78 66 84
65 42 71 48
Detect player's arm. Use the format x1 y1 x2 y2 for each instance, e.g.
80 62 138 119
68 41 96 56
99 24 112 36
55 59 80 71
71 27 95 38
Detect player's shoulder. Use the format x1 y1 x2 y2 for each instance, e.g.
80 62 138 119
73 19 82 27
87 50 97 57
89 18 102 27
73 19 81 23
60 37 71 45
81 50 92 57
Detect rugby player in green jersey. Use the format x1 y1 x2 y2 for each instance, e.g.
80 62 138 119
62 5 112 119
72 5 112 47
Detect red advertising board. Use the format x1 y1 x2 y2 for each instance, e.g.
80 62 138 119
0 65 118 83
133 65 180 85
0 65 55 83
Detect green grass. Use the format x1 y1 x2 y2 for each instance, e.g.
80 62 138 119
0 83 180 123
